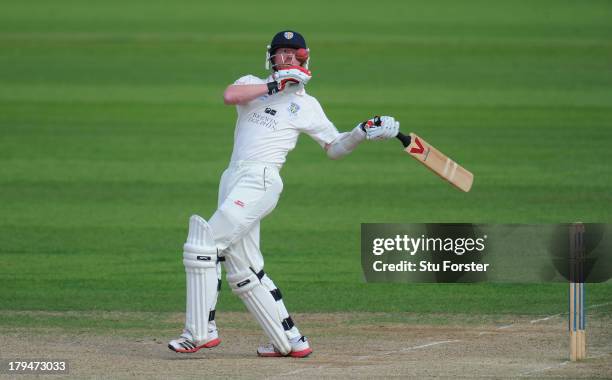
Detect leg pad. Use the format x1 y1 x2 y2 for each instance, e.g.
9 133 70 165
227 270 292 355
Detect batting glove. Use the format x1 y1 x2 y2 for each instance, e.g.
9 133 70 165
359 116 400 140
267 66 312 95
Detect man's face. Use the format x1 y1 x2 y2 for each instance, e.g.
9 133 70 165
273 48 300 70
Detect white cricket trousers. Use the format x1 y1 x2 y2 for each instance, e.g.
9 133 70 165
208 160 283 274
206 161 302 343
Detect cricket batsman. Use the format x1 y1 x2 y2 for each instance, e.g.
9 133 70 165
168 30 399 358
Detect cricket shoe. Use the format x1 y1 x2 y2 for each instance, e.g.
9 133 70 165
168 330 221 353
257 336 312 358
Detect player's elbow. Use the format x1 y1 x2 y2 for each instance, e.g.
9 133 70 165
325 144 344 160
223 95 234 105
327 152 345 160
223 86 240 105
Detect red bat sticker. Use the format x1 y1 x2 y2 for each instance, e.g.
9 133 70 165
410 137 425 154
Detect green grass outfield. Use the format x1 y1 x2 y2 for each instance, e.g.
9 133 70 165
1 0 611 318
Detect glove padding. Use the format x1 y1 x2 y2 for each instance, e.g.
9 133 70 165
360 116 399 140
274 66 312 89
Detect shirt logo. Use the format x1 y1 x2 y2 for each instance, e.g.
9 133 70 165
234 200 245 208
247 111 278 131
264 107 277 116
288 102 300 115
284 32 294 39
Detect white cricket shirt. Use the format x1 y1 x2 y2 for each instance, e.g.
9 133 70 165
229 74 340 168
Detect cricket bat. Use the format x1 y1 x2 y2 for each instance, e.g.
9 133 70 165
396 131 474 192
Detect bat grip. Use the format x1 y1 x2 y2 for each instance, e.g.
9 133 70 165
396 132 411 148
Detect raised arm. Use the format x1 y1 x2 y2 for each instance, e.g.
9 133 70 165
223 84 268 105
223 66 312 105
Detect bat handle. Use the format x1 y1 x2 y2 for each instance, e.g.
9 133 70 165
396 132 411 148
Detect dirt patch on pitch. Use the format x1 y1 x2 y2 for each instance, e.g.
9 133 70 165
1 311 611 379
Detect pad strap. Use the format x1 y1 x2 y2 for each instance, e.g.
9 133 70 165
282 316 294 331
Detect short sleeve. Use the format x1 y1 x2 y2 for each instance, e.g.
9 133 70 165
301 97 340 147
234 74 266 86
232 75 267 113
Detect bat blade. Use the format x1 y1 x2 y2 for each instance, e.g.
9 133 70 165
404 133 474 192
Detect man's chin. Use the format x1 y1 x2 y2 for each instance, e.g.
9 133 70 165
275 64 296 70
